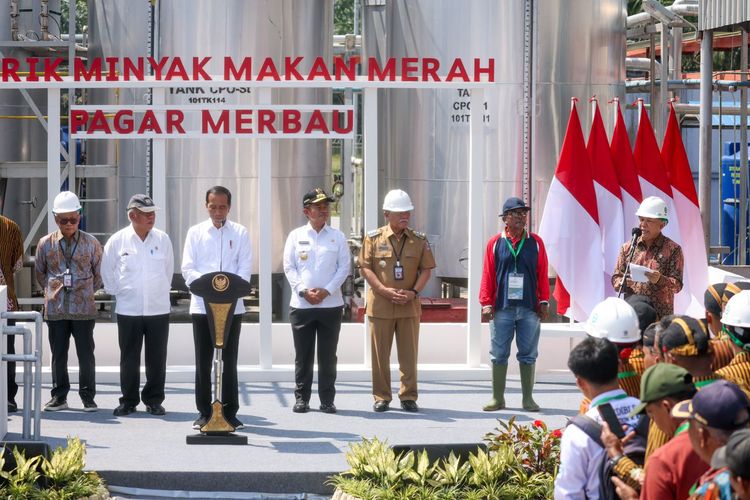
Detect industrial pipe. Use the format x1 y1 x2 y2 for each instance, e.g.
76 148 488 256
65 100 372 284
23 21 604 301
699 31 713 252
626 57 662 72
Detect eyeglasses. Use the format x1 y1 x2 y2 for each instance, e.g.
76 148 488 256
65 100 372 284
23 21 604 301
505 209 529 217
57 217 79 225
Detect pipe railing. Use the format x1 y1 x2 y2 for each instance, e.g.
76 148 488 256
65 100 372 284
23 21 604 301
1 311 43 440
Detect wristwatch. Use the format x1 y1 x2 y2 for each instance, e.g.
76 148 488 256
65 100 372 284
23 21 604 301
298 289 307 298
409 288 419 296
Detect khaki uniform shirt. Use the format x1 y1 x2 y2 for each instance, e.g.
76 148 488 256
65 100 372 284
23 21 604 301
358 225 436 319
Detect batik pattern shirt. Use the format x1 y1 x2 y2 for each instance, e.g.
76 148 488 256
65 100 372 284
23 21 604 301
35 230 103 320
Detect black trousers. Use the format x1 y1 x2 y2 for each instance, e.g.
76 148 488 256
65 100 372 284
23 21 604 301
116 314 169 407
47 319 96 401
7 319 16 404
192 314 241 419
289 306 343 405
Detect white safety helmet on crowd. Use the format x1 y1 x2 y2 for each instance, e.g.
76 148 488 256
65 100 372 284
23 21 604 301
382 189 414 212
585 297 641 344
52 191 82 214
722 290 750 329
635 196 669 221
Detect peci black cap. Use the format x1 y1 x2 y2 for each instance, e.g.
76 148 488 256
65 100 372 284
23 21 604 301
302 188 335 207
500 197 530 217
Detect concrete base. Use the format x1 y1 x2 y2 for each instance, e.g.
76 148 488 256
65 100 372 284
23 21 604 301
186 433 248 445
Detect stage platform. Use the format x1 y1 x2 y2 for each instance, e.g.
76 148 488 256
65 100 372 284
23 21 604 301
5 376 582 499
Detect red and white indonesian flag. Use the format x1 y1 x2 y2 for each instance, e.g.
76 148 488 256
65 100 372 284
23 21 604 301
587 102 625 297
661 104 708 317
611 101 643 241
539 101 605 321
633 104 681 241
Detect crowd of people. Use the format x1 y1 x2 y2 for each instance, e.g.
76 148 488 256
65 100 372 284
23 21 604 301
547 194 750 499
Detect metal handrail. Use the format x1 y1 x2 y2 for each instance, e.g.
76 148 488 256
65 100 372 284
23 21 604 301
1 311 43 440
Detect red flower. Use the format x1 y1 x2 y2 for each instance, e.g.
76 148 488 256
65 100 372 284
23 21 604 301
551 429 562 439
533 419 544 428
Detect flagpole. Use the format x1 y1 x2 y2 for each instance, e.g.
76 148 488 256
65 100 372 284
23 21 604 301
611 97 619 131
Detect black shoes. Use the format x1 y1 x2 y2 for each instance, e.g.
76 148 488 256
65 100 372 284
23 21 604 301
113 404 136 416
145 404 166 416
373 400 390 412
293 400 310 413
319 403 337 414
82 399 98 412
8 401 17 413
228 416 244 430
400 400 419 412
44 397 68 412
192 415 209 430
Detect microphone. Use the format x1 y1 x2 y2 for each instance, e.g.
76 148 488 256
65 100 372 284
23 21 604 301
618 228 642 298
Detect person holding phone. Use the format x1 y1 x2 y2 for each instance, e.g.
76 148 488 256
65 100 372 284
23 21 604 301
554 337 640 498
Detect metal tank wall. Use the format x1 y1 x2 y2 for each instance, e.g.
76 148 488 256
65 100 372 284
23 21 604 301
362 0 626 287
87 0 153 234
86 0 333 273
0 0 60 240
532 0 626 228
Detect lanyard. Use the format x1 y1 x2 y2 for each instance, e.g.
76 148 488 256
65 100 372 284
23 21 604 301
504 231 526 272
590 392 628 409
694 378 717 388
389 233 407 265
674 421 689 437
60 232 80 270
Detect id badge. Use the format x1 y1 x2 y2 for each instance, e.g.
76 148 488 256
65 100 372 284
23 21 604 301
393 262 404 281
62 269 73 288
508 272 524 300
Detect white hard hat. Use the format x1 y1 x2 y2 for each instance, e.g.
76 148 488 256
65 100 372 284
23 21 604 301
585 297 641 343
52 191 82 214
722 290 750 329
382 189 414 212
636 196 669 221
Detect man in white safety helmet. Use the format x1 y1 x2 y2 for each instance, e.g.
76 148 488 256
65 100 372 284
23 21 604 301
34 191 103 412
716 290 750 399
358 189 435 412
585 297 644 399
612 196 684 319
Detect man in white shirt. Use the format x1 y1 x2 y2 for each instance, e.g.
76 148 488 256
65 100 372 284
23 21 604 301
102 194 174 417
182 186 252 430
554 336 641 499
283 188 350 414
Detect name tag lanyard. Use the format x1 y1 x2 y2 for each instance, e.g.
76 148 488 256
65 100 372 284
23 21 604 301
504 231 526 272
60 233 79 288
389 235 407 281
505 231 526 300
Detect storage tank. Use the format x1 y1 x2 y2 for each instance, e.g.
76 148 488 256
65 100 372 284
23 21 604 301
363 0 626 290
86 0 333 273
0 0 61 240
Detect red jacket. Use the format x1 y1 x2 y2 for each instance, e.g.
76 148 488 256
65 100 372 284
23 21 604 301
479 230 550 308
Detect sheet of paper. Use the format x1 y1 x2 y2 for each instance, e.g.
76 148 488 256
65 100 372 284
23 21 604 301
628 263 651 283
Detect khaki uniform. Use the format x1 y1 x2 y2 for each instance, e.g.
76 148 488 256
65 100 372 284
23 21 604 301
358 225 436 401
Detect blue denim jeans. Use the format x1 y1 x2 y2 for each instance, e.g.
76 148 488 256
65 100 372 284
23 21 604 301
490 306 541 365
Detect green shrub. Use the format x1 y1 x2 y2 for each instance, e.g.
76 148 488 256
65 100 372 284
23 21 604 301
0 437 107 499
328 417 562 499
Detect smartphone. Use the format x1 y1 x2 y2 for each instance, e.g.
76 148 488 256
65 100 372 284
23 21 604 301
597 402 626 439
